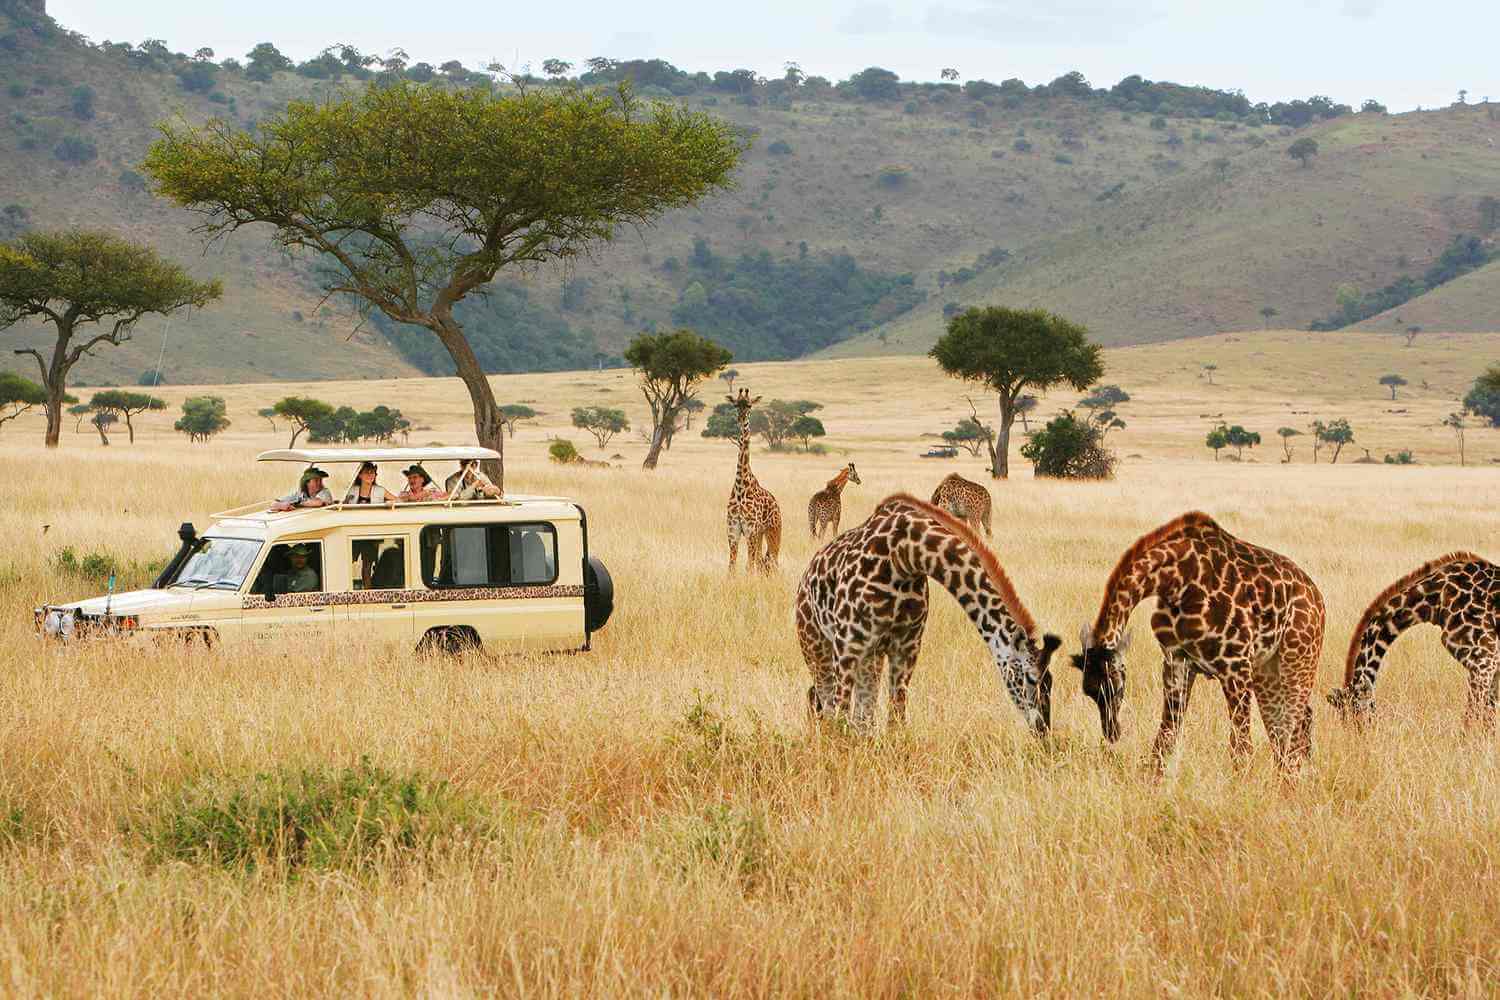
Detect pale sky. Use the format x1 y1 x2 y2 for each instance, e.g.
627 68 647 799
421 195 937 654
49 0 1498 112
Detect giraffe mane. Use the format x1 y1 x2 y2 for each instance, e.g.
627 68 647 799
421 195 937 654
1342 551 1486 687
881 492 1037 640
1092 511 1221 640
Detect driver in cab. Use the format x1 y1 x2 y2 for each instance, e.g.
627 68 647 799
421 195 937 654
285 544 320 593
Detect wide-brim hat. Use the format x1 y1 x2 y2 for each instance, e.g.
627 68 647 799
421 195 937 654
300 467 329 485
401 465 431 484
287 543 313 558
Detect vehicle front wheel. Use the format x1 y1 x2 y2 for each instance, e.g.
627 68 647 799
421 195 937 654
416 626 480 657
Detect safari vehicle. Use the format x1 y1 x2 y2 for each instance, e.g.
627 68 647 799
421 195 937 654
919 446 958 459
35 447 614 653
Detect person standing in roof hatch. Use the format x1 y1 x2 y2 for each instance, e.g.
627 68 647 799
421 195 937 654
397 464 447 502
269 467 333 511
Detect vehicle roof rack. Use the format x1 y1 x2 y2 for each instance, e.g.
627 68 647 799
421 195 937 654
256 446 500 464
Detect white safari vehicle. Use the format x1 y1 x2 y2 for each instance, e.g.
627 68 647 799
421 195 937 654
35 447 614 653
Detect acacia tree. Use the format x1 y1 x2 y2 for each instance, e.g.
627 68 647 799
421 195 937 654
930 307 1103 478
89 389 166 443
1315 418 1355 463
90 410 119 446
626 329 731 469
1379 373 1407 400
0 230 220 447
175 395 230 443
1206 424 1229 461
145 83 739 488
1277 426 1301 461
1260 306 1277 328
67 402 92 432
1288 137 1319 168
271 396 335 448
1442 412 1467 466
571 405 629 448
499 403 537 438
0 370 47 431
258 406 277 432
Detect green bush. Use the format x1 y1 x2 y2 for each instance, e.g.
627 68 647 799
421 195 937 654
53 135 97 164
548 439 580 463
132 758 496 874
1020 410 1116 479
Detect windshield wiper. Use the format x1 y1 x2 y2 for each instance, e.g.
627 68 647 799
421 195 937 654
191 579 240 591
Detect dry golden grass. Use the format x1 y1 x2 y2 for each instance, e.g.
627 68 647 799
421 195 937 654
2 333 1499 996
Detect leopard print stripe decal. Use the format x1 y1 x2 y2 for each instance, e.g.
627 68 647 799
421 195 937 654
242 585 585 610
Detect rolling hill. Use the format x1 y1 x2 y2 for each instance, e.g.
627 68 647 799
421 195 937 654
1 0 1498 387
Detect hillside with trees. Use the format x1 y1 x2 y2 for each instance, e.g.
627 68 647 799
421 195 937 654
1 0 1497 385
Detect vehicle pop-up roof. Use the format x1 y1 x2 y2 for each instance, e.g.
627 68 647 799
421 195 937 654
210 447 517 520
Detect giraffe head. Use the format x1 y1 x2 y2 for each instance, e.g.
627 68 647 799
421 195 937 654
993 632 1062 736
1326 687 1375 728
1071 626 1129 743
845 463 861 485
727 388 761 414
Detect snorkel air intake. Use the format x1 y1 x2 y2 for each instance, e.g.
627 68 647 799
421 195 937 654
153 522 198 588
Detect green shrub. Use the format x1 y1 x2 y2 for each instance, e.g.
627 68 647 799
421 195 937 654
548 438 580 463
53 135 97 164
1383 450 1416 465
766 139 792 155
1019 409 1116 479
132 758 496 874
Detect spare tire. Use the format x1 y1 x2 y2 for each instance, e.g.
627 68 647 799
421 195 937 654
584 556 614 633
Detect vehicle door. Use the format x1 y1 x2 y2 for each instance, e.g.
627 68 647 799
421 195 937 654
337 533 415 644
416 521 581 649
243 540 336 644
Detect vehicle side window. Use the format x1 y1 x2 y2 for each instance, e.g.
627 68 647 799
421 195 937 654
352 537 406 591
251 542 324 598
420 523 557 588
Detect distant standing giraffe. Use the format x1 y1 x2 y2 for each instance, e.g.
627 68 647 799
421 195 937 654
797 493 1061 733
725 389 782 573
930 472 992 536
807 463 861 538
1074 511 1326 777
1328 552 1498 732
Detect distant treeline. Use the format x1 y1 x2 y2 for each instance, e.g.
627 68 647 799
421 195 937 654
1310 235 1497 330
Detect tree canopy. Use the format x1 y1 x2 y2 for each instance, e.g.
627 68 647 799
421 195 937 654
145 81 741 486
271 396 336 448
1464 364 1500 427
625 329 731 468
930 306 1103 478
571 406 630 448
0 230 220 446
1287 137 1319 167
175 395 230 442
0 370 47 430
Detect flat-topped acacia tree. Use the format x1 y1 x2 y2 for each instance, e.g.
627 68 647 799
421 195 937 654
144 82 741 487
0 230 220 447
89 389 166 443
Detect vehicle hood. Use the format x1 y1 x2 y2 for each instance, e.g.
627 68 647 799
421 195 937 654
54 589 195 617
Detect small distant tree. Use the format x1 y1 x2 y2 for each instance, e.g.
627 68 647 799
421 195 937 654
541 59 573 78
751 399 823 449
1316 418 1355 463
174 395 230 442
719 368 741 392
0 230 221 447
258 406 277 432
1015 394 1038 431
626 329 732 469
930 306 1104 478
1079 384 1129 409
1205 424 1229 460
701 402 738 440
499 403 537 438
271 396 335 448
680 396 706 430
571 405 629 448
1225 424 1261 459
1203 362 1218 384
1088 408 1126 442
1260 306 1277 328
1443 411 1468 466
1462 364 1500 426
245 42 293 81
1404 325 1422 347
1379 373 1408 400
1287 137 1319 168
942 416 993 457
940 68 959 82
90 410 118 446
1276 426 1301 461
67 401 93 432
0 370 48 430
88 389 166 443
790 414 825 450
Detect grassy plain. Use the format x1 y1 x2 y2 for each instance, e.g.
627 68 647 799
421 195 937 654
2 334 1499 995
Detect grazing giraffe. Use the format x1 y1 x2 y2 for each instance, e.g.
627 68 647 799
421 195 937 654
807 463 861 538
930 472 992 536
796 493 1061 734
1327 552 1498 732
1074 511 1326 776
725 389 782 573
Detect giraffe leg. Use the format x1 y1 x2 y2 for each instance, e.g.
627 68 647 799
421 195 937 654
1254 660 1315 779
1149 652 1197 775
727 521 742 572
885 635 922 726
844 655 879 733
800 629 839 726
1461 651 1498 736
1221 673 1254 770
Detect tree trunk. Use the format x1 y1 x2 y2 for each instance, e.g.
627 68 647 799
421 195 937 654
95 421 110 446
125 413 136 443
642 419 670 469
433 311 504 489
992 393 1015 479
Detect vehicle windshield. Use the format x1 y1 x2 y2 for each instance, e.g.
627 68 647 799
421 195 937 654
166 537 264 590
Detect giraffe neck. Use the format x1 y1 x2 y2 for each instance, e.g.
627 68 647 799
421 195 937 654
1344 571 1450 702
896 515 1032 661
1092 538 1189 648
824 469 849 495
732 409 755 498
